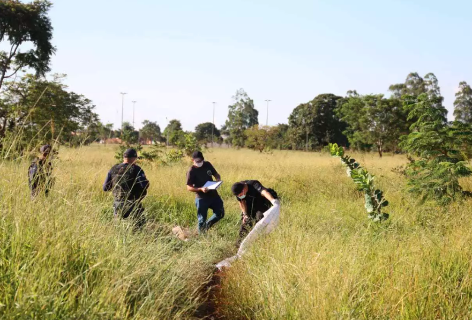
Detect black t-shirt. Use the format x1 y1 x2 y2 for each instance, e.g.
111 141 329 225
186 161 219 198
236 180 271 218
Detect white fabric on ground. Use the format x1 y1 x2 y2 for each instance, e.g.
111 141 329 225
216 203 280 270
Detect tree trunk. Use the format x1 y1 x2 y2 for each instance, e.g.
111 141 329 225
377 142 383 158
0 70 6 90
0 117 7 139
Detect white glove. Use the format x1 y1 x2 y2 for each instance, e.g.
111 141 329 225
271 199 280 206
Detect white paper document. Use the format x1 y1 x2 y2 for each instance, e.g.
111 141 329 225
216 203 281 270
203 180 223 190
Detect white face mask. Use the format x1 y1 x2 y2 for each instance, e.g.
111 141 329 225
194 160 203 167
238 194 246 200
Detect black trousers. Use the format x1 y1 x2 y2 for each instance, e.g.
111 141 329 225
114 200 146 229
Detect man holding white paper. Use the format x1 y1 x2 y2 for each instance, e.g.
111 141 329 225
186 151 225 233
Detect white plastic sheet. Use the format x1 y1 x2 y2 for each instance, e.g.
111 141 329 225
216 203 280 270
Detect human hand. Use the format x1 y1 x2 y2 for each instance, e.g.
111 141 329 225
242 213 249 224
200 187 209 193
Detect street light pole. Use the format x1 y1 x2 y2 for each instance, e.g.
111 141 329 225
120 92 127 135
265 99 271 126
132 101 137 128
212 102 216 148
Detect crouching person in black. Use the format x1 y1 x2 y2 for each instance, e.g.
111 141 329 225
231 180 279 243
103 148 149 228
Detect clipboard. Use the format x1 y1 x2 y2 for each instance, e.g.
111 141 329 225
203 181 223 190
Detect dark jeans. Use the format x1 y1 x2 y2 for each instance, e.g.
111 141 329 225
31 187 50 198
239 210 264 243
195 196 225 233
30 180 53 198
114 200 146 229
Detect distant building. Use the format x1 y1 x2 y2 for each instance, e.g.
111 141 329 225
101 138 122 144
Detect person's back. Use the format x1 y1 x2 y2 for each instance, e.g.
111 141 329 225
103 148 149 226
29 145 53 198
109 163 147 202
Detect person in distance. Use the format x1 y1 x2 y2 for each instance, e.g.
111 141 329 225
28 144 55 198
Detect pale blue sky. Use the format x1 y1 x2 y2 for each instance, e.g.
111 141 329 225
48 0 472 130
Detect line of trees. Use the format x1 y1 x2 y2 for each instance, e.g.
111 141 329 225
3 0 472 161
193 73 471 155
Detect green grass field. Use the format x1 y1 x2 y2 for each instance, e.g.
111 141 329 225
1 145 472 319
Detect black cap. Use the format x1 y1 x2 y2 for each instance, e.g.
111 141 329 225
231 182 245 195
192 150 204 160
40 144 51 153
123 148 138 158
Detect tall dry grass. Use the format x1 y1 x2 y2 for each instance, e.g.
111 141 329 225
0 145 238 319
1 146 472 319
217 150 472 319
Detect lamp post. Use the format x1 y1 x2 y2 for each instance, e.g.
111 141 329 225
120 92 127 135
132 100 137 128
265 99 271 126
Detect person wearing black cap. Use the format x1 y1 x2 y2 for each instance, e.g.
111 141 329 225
103 148 149 228
186 150 224 233
28 144 54 198
231 180 279 241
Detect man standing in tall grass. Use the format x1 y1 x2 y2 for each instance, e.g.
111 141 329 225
103 148 149 228
28 144 54 198
186 151 225 233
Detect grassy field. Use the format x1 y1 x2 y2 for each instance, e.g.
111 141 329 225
1 145 472 319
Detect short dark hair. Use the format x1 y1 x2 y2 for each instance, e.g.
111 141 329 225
40 144 51 153
123 148 138 158
192 150 204 160
231 182 245 195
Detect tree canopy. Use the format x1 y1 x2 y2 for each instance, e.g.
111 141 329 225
194 122 220 145
288 94 347 150
0 0 55 89
140 120 161 144
453 81 472 124
336 93 407 156
0 74 99 147
224 89 258 147
163 119 184 146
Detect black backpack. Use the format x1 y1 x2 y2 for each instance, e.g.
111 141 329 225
110 163 145 200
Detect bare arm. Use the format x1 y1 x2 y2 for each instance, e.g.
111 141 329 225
214 172 221 181
239 200 250 223
261 189 275 202
187 185 208 193
239 200 248 215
